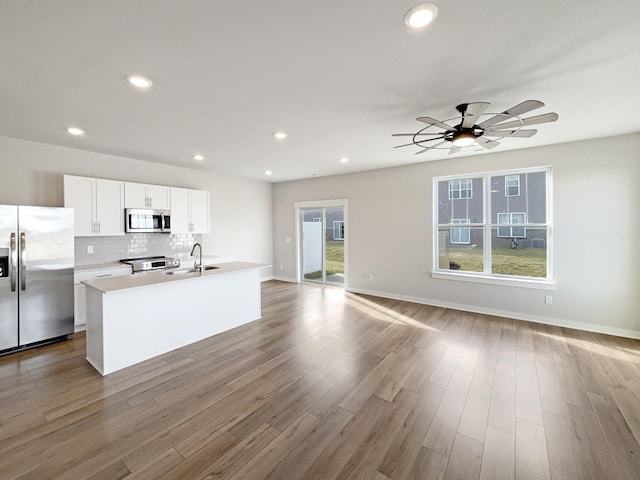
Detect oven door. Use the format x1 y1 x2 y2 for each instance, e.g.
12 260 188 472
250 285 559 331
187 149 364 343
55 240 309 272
125 209 165 233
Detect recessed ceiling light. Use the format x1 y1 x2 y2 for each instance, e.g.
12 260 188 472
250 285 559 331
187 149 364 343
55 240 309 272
67 127 85 136
404 3 438 29
127 74 153 88
274 132 287 140
339 157 349 163
193 154 204 161
265 170 273 175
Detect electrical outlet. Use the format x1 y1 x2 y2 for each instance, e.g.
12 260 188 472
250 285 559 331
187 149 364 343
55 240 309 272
545 295 553 304
368 273 374 281
279 264 284 270
86 245 94 254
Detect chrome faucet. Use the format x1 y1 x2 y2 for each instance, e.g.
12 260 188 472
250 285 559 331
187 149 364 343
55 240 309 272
190 243 203 270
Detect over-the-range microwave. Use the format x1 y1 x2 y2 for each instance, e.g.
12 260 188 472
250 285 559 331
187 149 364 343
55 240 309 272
125 208 171 233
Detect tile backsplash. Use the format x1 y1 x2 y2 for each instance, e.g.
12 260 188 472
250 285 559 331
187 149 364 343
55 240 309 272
75 233 201 266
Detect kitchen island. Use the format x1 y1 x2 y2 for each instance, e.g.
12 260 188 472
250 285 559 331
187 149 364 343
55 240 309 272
83 261 264 375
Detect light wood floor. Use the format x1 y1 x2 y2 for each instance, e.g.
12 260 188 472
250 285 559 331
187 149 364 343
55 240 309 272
1 281 640 479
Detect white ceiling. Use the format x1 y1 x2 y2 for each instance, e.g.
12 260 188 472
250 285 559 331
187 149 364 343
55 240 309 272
1 1 639 182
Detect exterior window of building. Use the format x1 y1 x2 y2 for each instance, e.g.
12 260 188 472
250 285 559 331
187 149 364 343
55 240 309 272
505 175 520 196
434 167 551 281
497 212 526 238
450 219 470 244
333 221 344 240
448 179 472 199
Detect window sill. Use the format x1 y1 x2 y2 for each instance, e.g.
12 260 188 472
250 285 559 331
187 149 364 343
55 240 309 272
431 271 556 290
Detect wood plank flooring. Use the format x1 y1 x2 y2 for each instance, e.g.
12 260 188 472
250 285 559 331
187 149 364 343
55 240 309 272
1 280 640 479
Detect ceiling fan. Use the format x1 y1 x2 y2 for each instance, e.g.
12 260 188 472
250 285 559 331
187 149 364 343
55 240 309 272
393 100 558 155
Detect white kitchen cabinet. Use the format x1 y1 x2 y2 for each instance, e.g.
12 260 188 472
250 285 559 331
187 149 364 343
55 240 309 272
73 265 132 330
64 175 125 236
170 187 210 234
124 182 171 210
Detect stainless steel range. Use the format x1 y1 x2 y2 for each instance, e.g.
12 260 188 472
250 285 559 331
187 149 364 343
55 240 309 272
120 256 180 273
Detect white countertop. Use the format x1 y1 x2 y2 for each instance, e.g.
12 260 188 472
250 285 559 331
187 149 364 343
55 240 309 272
75 261 132 273
83 261 266 293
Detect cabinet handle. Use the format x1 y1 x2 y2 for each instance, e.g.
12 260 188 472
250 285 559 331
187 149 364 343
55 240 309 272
97 222 101 234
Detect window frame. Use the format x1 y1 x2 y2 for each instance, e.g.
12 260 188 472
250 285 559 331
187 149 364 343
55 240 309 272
433 166 553 287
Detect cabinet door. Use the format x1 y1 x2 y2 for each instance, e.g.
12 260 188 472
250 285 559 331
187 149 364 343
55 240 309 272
147 185 171 210
64 175 96 236
74 283 86 327
124 182 148 208
95 179 125 236
170 187 190 234
190 190 210 234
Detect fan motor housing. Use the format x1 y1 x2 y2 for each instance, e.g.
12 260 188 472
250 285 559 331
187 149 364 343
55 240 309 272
444 126 485 142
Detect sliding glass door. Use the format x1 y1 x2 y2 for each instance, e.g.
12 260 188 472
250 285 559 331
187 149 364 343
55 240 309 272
300 206 345 286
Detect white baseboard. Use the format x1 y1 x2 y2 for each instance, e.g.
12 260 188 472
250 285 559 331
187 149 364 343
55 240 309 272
346 287 640 340
272 275 297 283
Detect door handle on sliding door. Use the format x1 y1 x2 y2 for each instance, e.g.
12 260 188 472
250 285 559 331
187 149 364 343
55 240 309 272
10 232 16 292
20 232 26 290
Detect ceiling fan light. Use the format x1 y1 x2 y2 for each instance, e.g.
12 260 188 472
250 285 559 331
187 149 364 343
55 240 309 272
452 132 476 147
404 3 439 29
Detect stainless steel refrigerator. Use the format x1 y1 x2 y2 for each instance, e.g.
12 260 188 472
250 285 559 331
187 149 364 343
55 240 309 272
0 205 74 353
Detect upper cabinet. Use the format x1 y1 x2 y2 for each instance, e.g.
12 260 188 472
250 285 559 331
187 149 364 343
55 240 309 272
124 182 171 210
64 175 125 236
170 187 210 234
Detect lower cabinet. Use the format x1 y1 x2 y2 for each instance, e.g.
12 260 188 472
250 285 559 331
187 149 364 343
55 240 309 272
74 266 132 329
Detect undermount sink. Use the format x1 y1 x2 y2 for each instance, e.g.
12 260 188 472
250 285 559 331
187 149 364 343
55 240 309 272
163 265 220 275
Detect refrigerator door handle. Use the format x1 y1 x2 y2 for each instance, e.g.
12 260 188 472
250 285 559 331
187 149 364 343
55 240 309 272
10 232 17 292
20 232 26 291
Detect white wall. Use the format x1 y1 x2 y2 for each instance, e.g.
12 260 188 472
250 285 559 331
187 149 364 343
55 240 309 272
273 133 640 338
0 136 274 278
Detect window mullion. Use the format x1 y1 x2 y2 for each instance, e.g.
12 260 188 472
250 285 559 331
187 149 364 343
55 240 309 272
483 173 492 275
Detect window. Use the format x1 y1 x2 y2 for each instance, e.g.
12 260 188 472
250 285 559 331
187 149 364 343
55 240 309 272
497 212 526 238
434 168 551 281
505 175 520 196
450 219 470 244
333 221 344 240
448 179 472 199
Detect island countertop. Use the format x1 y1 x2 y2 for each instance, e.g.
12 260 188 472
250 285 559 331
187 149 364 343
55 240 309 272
83 261 266 293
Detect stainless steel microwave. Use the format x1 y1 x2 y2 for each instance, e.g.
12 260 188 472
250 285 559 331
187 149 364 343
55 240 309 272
125 209 171 233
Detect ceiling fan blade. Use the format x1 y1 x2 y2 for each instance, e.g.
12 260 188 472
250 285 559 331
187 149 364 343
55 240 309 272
483 129 537 138
417 117 455 131
448 145 462 155
485 112 559 131
415 140 447 154
392 132 444 137
476 137 500 149
478 100 545 128
460 102 490 128
394 135 445 148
